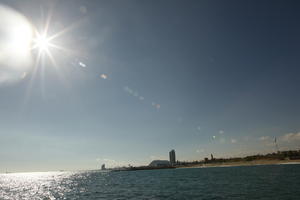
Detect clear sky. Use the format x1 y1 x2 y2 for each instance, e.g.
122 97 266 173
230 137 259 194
0 0 300 172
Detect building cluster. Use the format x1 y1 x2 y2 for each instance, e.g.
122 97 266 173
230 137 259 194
101 148 300 170
149 149 176 167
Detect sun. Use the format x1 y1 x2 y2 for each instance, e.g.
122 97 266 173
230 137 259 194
32 32 52 54
30 25 70 66
30 28 64 68
34 34 50 51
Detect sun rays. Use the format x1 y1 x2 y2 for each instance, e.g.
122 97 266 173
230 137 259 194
22 7 83 105
31 27 63 69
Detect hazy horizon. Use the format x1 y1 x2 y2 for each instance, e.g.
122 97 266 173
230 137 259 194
1 0 300 173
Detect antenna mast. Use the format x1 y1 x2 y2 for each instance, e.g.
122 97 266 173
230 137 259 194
274 137 279 153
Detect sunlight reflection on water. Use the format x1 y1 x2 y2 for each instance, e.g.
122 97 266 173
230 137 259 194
0 171 82 199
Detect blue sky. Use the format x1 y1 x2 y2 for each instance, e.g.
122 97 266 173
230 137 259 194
0 0 300 172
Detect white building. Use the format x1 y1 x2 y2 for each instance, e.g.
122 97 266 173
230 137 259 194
149 160 170 167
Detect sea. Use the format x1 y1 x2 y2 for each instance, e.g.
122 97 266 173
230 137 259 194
1 164 300 200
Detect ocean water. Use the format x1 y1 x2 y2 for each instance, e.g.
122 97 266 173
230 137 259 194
1 164 300 200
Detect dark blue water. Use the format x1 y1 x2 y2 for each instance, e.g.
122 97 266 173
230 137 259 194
1 164 300 199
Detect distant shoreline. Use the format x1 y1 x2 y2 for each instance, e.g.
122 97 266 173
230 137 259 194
111 159 300 172
177 159 300 169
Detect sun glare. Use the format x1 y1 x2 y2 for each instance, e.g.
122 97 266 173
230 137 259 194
10 24 33 56
0 4 74 86
33 33 51 53
0 4 33 84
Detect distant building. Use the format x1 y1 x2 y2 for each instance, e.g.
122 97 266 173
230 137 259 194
101 164 106 170
169 149 176 165
149 160 171 167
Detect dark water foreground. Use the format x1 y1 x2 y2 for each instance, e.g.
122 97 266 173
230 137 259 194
1 164 300 199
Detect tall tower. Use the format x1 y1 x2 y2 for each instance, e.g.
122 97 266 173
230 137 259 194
169 149 176 165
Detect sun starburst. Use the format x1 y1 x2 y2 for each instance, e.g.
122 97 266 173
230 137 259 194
31 29 59 65
23 6 85 105
33 32 51 53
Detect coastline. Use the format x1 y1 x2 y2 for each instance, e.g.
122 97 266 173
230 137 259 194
177 159 300 169
112 159 300 172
